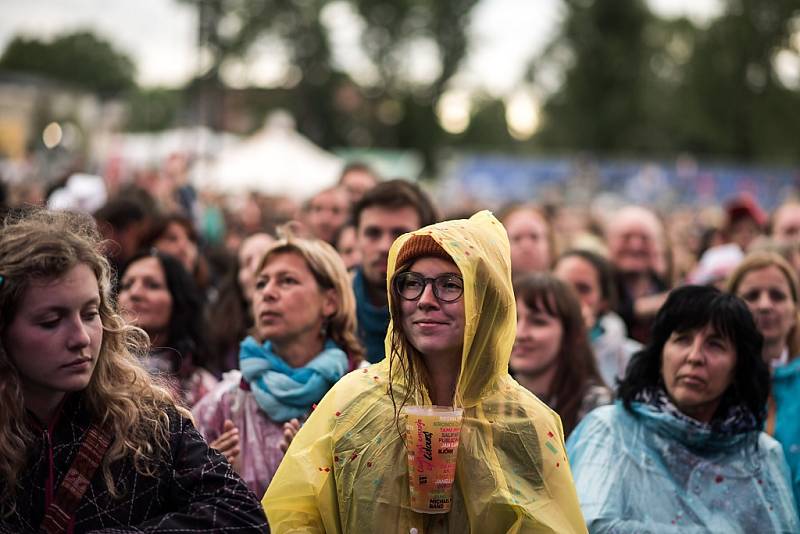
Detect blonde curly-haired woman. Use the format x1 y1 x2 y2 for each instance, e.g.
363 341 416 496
0 209 267 533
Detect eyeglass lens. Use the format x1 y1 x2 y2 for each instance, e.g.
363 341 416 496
396 272 463 302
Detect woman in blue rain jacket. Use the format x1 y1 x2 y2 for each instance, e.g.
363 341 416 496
567 285 799 533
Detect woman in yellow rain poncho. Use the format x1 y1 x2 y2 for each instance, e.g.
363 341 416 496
263 211 586 533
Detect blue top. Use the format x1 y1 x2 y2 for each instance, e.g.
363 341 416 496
567 402 799 533
352 267 390 363
773 357 800 510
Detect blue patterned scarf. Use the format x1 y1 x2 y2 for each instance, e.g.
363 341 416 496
635 386 758 436
239 336 348 422
353 268 390 363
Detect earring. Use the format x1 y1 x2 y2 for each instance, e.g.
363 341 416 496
320 317 330 338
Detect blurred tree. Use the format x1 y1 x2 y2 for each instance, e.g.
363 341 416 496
534 0 800 162
674 0 800 161
181 0 351 142
178 0 479 167
352 0 478 98
126 88 184 131
456 97 514 150
349 0 479 169
533 0 656 154
0 31 136 95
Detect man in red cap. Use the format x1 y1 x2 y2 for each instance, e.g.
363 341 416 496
724 193 767 252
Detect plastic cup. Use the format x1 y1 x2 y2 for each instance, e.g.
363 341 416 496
403 405 464 514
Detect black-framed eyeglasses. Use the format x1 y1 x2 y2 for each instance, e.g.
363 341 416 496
393 272 464 302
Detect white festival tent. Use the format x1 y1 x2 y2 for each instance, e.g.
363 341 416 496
93 126 238 170
193 111 344 200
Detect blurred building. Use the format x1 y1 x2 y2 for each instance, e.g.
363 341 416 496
0 71 125 163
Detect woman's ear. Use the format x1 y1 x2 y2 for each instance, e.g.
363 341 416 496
321 288 339 319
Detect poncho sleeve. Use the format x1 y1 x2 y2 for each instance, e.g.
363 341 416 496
261 372 344 533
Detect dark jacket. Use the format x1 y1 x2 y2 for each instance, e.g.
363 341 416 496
1 393 269 533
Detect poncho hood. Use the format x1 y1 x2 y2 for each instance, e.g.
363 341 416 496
385 210 516 407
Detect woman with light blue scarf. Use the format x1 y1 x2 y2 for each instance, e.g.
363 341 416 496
728 251 800 513
193 230 364 496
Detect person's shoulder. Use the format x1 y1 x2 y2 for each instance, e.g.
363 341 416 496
757 431 789 457
161 403 193 430
599 311 627 337
319 361 391 414
484 377 563 430
774 357 800 381
335 362 385 387
753 432 798 482
578 402 619 426
192 371 241 411
579 384 614 417
570 403 622 440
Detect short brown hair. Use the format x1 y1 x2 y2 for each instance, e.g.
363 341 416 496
351 179 438 230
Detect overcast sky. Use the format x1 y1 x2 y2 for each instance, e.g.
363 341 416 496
0 0 724 95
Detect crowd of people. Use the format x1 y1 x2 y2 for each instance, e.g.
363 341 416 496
1 158 800 532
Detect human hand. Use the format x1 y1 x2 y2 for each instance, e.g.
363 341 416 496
279 418 301 453
581 302 596 331
210 419 240 466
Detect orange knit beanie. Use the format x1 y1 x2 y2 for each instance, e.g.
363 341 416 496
395 234 452 269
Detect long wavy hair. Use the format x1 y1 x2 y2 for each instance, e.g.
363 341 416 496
726 251 800 357
256 229 364 364
0 209 187 513
513 273 606 436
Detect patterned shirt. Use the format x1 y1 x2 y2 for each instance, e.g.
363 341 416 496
1 393 268 533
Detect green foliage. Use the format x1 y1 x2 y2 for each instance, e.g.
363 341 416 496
179 0 480 167
0 31 136 95
352 0 478 97
457 98 514 150
674 0 800 160
125 88 184 131
535 0 654 154
535 0 800 162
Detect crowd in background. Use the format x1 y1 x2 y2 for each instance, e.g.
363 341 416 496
3 155 800 532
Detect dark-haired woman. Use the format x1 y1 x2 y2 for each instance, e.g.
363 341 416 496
567 285 798 532
118 250 217 406
553 249 641 388
142 212 210 295
511 273 612 437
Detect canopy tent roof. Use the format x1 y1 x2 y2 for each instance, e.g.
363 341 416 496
193 111 343 200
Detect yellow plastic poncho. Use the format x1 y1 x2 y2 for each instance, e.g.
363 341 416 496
263 211 587 533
